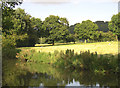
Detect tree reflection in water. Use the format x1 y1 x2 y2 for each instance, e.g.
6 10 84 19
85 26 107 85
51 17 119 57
2 59 118 87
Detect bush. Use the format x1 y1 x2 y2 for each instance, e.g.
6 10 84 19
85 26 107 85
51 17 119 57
98 31 116 42
16 49 53 63
2 32 28 59
2 34 17 59
16 48 118 73
54 49 118 73
55 40 64 43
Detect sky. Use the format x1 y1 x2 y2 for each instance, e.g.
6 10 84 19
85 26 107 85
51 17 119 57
15 0 119 25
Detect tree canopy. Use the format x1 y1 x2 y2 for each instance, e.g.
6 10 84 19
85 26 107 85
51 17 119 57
42 15 69 45
13 8 42 47
108 12 120 40
94 21 109 32
74 20 99 41
2 1 118 59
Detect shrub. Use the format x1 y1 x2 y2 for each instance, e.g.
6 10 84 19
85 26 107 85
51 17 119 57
53 49 118 73
2 34 16 59
16 49 118 73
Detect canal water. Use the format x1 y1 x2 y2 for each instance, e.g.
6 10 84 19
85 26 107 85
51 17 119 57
2 59 118 87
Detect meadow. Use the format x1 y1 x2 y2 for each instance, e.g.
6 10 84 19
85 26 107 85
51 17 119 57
18 41 118 55
3 41 119 86
16 41 119 73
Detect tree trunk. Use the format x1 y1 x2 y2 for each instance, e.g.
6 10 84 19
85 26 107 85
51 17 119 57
117 35 120 41
52 40 54 45
116 35 118 41
118 35 120 41
74 41 75 44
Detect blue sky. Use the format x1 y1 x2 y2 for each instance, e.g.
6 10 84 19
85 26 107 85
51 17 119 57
15 0 118 25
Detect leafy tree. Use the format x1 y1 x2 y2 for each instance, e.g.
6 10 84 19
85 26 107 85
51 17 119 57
2 1 22 34
1 1 23 59
108 12 120 41
12 8 26 34
68 23 79 34
12 8 40 47
97 31 116 42
2 30 27 59
74 20 98 42
42 15 69 45
66 33 76 43
68 25 75 34
31 17 43 38
94 21 109 32
68 23 80 43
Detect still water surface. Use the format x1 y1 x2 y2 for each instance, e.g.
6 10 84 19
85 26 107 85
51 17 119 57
2 59 118 87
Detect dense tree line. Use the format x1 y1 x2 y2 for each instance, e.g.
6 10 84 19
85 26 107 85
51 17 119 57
2 1 119 58
94 21 109 32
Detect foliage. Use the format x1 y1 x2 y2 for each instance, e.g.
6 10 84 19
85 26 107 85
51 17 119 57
38 37 46 44
2 0 118 61
3 6 41 47
2 34 16 59
42 15 69 45
54 50 118 73
30 17 43 38
16 49 53 63
16 49 118 73
2 30 27 59
98 31 116 42
94 21 109 32
65 33 77 43
2 58 118 87
2 1 22 33
13 8 40 47
2 1 25 59
108 12 120 40
74 20 99 41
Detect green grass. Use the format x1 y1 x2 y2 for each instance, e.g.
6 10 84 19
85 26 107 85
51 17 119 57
16 48 119 73
18 41 118 55
16 41 119 73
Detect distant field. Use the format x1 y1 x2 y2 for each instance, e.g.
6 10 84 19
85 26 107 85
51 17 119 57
19 41 118 55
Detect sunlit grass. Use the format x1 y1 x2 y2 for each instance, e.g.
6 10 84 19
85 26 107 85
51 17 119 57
18 41 118 55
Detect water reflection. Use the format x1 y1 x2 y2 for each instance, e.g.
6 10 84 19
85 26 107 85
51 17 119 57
2 59 118 87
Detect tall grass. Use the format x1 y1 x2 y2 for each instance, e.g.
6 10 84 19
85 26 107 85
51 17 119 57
16 49 119 73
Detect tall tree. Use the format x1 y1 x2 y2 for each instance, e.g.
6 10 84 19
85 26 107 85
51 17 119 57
108 12 120 40
2 1 22 34
31 17 43 38
42 15 69 45
1 1 24 59
94 21 109 32
74 20 98 42
13 8 39 47
68 23 79 34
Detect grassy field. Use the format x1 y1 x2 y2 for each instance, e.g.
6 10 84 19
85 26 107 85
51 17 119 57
18 41 118 55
